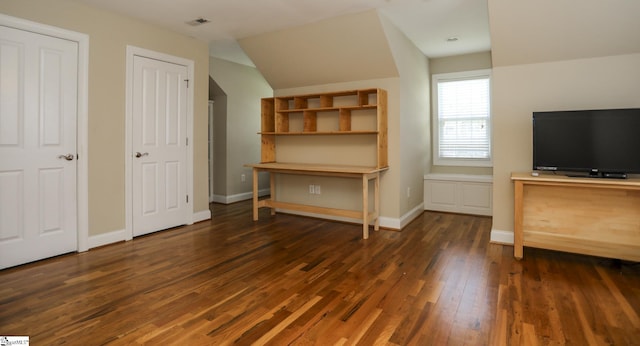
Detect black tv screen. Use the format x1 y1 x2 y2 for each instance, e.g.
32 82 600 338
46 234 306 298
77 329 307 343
532 108 640 177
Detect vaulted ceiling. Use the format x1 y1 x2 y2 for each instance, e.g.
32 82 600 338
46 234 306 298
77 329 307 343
72 0 491 66
73 0 640 71
238 11 399 89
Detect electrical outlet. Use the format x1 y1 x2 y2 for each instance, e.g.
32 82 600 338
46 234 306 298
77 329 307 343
309 184 315 194
241 174 246 182
314 185 321 195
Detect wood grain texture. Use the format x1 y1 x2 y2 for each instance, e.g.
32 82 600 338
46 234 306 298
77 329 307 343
1 201 639 344
512 173 640 261
246 164 384 239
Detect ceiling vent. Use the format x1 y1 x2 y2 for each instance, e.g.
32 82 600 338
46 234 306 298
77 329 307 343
187 18 210 26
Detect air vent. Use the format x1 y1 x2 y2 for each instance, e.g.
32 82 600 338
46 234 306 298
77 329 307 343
187 18 210 26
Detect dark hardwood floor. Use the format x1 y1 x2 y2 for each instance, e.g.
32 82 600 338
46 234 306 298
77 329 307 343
1 201 639 345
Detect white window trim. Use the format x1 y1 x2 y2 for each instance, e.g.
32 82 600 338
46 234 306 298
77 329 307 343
432 69 493 167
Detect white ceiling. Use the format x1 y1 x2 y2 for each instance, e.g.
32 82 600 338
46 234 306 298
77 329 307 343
73 0 490 66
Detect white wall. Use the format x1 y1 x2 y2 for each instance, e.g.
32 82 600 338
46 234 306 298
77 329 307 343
491 53 640 239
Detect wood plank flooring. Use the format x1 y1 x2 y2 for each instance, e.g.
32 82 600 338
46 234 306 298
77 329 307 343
1 200 639 345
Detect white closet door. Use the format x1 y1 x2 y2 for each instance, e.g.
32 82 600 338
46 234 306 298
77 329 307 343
0 26 78 269
131 55 188 236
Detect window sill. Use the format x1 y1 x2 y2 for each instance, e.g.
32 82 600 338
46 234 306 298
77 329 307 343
433 159 493 168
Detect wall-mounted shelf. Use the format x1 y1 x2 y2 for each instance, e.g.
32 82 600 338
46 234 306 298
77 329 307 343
259 88 388 168
259 131 379 135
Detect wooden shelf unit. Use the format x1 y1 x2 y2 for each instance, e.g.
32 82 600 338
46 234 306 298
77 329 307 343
511 172 640 261
259 88 388 169
249 88 389 239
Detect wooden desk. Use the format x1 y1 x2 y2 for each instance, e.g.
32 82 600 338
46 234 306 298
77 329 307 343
245 163 388 239
511 172 640 261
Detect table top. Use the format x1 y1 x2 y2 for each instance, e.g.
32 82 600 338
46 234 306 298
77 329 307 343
245 162 389 175
511 172 640 187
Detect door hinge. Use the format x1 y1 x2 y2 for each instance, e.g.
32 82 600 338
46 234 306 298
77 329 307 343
186 137 189 146
184 79 190 88
186 195 189 203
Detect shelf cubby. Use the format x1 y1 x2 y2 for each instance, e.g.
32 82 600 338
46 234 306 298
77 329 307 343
259 88 388 169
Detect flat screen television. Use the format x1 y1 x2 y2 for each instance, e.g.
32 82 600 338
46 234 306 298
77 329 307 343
532 108 640 178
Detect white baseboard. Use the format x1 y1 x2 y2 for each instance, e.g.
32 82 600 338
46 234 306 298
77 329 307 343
212 188 270 204
193 209 211 223
88 209 211 250
88 228 127 249
401 202 425 228
377 217 400 230
379 202 424 230
490 228 514 245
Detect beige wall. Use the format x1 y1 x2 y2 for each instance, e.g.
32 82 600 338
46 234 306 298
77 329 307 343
274 79 402 219
429 51 493 176
249 12 432 223
0 0 210 236
240 10 398 90
208 78 228 196
488 0 640 67
268 19 431 222
430 52 492 75
209 57 273 198
238 10 415 222
491 53 640 234
379 14 430 216
236 10 430 223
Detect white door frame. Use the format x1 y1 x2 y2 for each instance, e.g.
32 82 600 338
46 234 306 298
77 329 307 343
208 100 215 202
0 14 90 252
125 46 194 240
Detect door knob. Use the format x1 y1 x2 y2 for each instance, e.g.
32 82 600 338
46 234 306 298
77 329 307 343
58 154 74 161
135 152 149 158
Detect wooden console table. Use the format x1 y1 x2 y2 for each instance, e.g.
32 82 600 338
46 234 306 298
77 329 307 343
511 172 640 261
246 163 388 239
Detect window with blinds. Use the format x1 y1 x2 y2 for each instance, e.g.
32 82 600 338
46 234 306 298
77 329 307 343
432 70 492 166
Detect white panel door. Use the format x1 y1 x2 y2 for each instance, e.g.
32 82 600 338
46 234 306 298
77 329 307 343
132 56 188 236
0 26 78 269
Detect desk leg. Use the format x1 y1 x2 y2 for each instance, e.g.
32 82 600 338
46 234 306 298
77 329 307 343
269 172 276 216
252 168 259 221
374 172 380 231
362 174 369 239
514 180 524 259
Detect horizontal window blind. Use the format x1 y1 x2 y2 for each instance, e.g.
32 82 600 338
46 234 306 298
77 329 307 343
436 77 491 161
